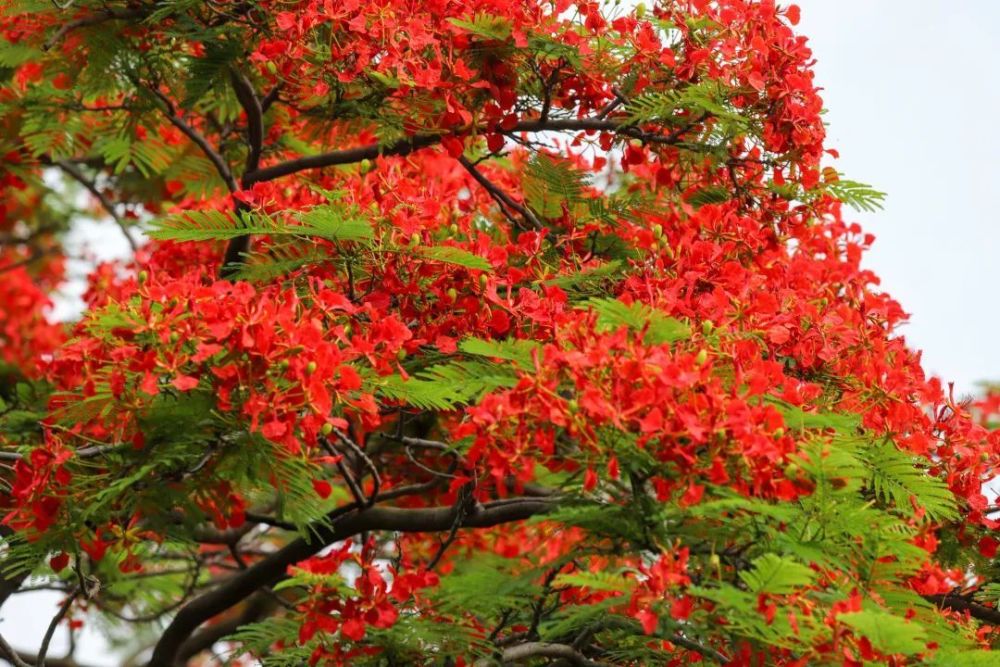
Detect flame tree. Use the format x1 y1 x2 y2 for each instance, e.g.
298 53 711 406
0 1 998 665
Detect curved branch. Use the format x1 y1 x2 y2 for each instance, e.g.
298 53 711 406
228 68 264 179
147 498 555 667
145 86 238 193
55 160 138 252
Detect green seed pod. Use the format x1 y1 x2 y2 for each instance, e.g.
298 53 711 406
137 270 149 285
306 361 318 375
320 422 334 436
447 287 458 301
695 348 709 366
396 348 407 361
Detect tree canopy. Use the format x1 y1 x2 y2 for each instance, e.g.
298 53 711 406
1 1 998 666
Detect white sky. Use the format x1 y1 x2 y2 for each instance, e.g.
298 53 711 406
3 2 999 664
795 0 1000 397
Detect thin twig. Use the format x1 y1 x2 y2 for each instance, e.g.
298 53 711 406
457 155 542 230
55 159 138 252
38 587 78 667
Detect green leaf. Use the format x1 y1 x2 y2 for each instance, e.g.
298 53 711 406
294 205 374 244
822 178 886 213
375 359 519 410
544 260 624 294
769 399 860 433
928 651 1000 666
863 440 957 522
148 207 373 244
459 337 540 368
447 15 512 40
583 298 690 345
738 553 815 595
553 571 630 594
838 609 927 656
0 42 40 67
523 153 591 218
687 185 731 208
415 245 492 271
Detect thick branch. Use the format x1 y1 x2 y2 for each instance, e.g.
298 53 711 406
244 117 634 185
175 594 278 664
926 593 1000 625
147 498 553 667
43 8 147 51
228 68 265 179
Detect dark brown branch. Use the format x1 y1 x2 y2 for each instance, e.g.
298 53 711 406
228 68 265 179
0 630 31 667
926 593 1000 625
145 87 238 193
175 594 279 664
146 498 555 667
458 155 541 230
55 160 138 252
0 247 46 275
38 588 78 667
244 117 634 185
43 8 147 51
260 83 283 113
475 642 611 667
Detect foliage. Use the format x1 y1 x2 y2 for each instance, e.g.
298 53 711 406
0 2 997 667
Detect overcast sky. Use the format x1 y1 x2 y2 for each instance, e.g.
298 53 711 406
794 0 1000 396
4 2 999 664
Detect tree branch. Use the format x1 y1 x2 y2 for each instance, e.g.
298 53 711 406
55 160 138 252
43 8 147 51
175 594 278 664
243 117 642 185
38 588 78 667
146 498 555 667
0 631 31 667
457 155 541 230
228 68 265 180
475 641 611 667
926 592 1000 625
145 86 238 193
